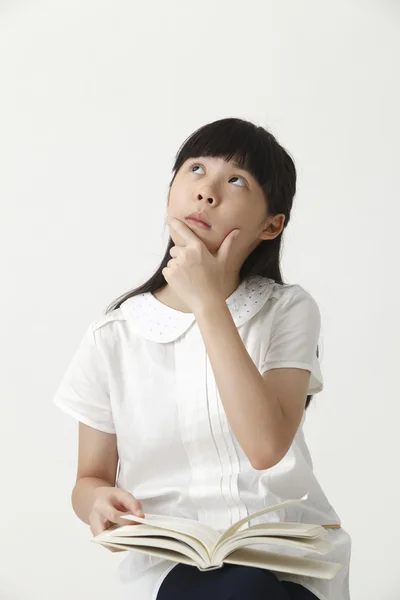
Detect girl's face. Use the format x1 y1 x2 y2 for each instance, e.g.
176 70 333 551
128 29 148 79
166 156 284 258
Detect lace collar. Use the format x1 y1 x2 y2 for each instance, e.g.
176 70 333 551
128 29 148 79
119 275 276 343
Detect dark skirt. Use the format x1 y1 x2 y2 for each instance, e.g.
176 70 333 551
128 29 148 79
156 562 320 600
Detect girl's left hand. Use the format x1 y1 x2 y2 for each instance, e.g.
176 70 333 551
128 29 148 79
162 217 241 314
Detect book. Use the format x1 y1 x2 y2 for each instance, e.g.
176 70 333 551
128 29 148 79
90 493 342 580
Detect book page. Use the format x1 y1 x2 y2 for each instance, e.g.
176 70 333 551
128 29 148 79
118 512 220 551
91 534 209 568
232 521 328 539
114 494 313 560
91 538 202 568
223 547 342 580
96 522 210 563
212 533 332 565
214 493 310 551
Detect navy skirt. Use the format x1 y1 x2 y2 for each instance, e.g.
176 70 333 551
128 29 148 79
156 563 319 599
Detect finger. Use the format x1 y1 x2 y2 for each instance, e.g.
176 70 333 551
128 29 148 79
169 245 181 257
216 229 241 262
168 217 198 244
90 511 110 537
112 490 145 523
90 511 128 553
115 489 144 515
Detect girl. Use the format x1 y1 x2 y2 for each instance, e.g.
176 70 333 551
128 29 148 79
53 117 352 600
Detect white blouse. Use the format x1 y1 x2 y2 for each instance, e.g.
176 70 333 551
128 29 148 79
53 274 351 600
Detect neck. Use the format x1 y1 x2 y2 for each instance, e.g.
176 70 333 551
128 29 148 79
155 275 241 314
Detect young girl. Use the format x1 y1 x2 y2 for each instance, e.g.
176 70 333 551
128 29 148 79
53 117 351 600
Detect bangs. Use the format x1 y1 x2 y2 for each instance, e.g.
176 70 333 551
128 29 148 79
171 118 277 194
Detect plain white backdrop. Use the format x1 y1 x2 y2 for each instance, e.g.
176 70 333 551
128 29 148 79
1 1 399 598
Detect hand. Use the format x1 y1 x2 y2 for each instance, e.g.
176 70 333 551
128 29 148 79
163 217 241 314
89 486 144 553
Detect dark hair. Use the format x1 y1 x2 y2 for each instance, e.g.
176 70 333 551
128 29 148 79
105 117 319 409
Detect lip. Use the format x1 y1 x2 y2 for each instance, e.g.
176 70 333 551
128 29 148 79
185 212 211 227
185 218 211 230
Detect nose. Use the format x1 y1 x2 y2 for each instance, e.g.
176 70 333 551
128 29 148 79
197 193 215 205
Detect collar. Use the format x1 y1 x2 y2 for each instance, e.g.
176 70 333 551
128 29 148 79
119 275 277 343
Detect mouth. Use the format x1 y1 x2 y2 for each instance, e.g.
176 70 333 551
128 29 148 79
185 217 211 230
185 212 211 228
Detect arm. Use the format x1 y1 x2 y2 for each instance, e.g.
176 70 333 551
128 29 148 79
195 299 311 470
72 477 115 525
71 422 119 524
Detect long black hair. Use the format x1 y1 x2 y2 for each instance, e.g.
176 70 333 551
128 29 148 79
105 117 319 409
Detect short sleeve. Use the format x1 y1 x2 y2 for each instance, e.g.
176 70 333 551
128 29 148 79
52 323 116 433
260 289 324 395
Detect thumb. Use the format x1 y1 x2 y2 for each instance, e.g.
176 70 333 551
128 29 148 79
217 228 240 259
227 229 240 240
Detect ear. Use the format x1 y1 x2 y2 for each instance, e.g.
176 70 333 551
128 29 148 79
259 214 286 241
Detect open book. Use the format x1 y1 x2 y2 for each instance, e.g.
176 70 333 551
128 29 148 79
90 494 342 580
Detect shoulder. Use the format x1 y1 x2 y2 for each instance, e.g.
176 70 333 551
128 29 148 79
266 279 319 310
253 278 321 328
92 307 126 331
86 307 127 348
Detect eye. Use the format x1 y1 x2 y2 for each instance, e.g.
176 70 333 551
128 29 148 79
190 163 247 187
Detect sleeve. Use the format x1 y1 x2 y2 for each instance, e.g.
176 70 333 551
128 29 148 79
259 289 324 395
52 323 116 433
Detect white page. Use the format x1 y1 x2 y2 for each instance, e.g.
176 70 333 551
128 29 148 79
119 512 221 549
213 533 332 564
